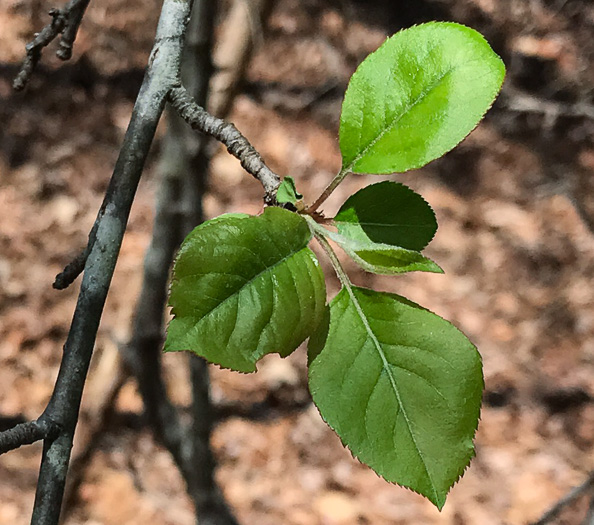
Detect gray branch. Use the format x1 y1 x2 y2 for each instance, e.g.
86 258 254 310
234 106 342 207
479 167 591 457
57 0 91 60
0 418 60 455
531 472 594 525
53 233 95 289
169 84 282 204
0 1 195 524
13 0 92 91
2 0 280 522
53 7 281 289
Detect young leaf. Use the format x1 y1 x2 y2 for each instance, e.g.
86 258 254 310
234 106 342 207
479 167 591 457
276 176 303 205
339 22 505 175
327 230 442 275
334 181 437 250
308 286 483 509
165 207 326 372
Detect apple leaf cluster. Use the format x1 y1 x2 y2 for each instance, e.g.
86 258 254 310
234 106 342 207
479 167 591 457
165 22 505 508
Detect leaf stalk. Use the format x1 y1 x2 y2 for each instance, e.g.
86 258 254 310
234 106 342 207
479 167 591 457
307 167 350 213
306 217 352 289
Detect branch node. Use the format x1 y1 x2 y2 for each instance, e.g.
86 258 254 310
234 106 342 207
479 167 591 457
0 417 61 455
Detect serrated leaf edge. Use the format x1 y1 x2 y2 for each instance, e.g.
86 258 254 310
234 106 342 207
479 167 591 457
341 285 441 504
310 285 483 509
334 181 439 250
339 21 506 175
165 210 325 372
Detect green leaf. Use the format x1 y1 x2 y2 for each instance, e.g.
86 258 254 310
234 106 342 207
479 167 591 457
308 286 483 509
327 230 442 275
339 22 505 175
334 181 437 250
276 176 303 205
165 207 327 372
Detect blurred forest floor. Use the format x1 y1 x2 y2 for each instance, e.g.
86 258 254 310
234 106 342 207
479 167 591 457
1 0 594 523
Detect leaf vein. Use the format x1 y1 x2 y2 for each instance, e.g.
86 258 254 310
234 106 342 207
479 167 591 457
345 287 440 503
390 361 449 406
181 248 309 326
363 370 384 442
346 66 457 172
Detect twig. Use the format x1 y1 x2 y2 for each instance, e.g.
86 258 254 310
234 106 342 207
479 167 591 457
61 340 128 517
121 132 195 491
0 418 60 455
53 249 88 289
178 5 240 524
3 0 279 522
56 0 91 60
53 219 99 289
531 472 594 525
168 84 282 204
189 357 240 525
214 394 310 422
54 39 282 287
53 1 278 288
13 0 91 91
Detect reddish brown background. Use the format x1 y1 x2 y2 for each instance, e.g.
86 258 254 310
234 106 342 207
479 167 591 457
1 0 593 523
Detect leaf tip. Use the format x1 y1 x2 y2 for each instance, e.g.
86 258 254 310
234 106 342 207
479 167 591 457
428 261 445 274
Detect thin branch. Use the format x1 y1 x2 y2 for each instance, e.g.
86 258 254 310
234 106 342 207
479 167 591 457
0 418 60 455
189 357 240 525
53 220 98 289
531 472 594 525
14 8 66 91
1 1 197 523
55 64 282 287
56 0 91 60
214 394 310 423
121 138 194 483
13 0 91 91
61 341 128 517
4 0 279 521
307 167 349 214
168 84 282 203
177 5 240 524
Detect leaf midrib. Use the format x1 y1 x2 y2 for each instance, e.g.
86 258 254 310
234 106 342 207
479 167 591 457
343 285 440 502
180 243 311 327
343 66 457 172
